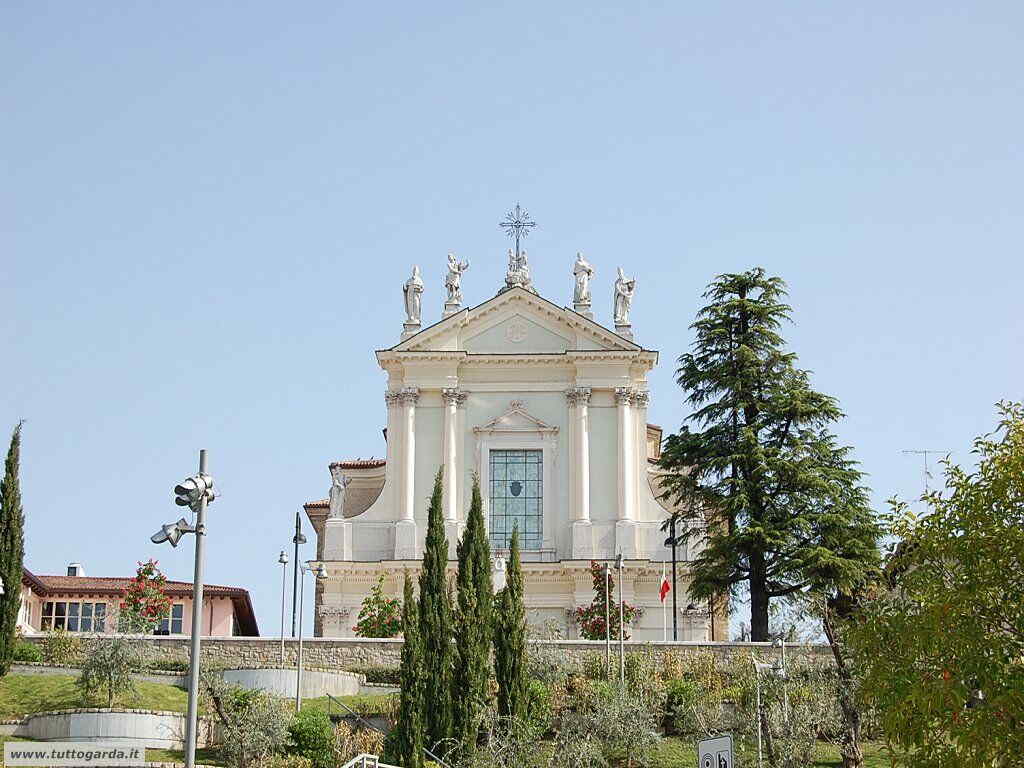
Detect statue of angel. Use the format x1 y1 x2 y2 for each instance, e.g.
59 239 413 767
613 267 637 325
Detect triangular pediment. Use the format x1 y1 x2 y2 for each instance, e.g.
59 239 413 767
473 400 559 435
391 287 639 354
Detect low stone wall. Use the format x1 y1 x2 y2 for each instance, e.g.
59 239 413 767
221 668 361 698
24 635 829 670
2 709 216 749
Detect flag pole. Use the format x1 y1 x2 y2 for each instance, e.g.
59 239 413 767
661 560 667 642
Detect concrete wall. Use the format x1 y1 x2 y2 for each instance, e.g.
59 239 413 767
23 635 830 671
221 668 361 698
3 710 215 749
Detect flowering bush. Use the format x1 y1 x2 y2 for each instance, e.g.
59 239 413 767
119 559 171 634
572 561 642 641
352 574 402 638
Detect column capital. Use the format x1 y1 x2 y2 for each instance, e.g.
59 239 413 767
614 387 636 405
633 390 650 408
399 387 420 405
384 391 402 407
564 386 592 407
442 388 469 407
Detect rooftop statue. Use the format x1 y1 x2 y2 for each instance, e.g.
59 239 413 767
613 267 637 326
403 265 424 324
445 252 470 305
573 252 595 305
328 467 352 520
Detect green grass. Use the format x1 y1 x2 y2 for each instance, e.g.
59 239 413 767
0 675 190 718
145 746 226 766
301 692 397 716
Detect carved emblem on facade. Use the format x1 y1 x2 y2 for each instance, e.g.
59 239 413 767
506 317 528 343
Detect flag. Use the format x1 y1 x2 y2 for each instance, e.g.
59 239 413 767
659 563 671 602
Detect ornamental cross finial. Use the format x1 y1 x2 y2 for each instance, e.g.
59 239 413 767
499 203 537 259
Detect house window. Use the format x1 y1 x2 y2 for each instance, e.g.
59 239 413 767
40 601 106 632
155 604 184 635
489 449 543 550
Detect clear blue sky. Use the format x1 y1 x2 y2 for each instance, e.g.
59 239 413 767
3 2 1021 636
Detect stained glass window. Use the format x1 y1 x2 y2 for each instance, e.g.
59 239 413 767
489 449 542 550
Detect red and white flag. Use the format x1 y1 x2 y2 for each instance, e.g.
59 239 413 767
659 563 671 603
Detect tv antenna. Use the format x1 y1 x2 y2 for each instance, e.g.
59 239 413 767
901 449 950 496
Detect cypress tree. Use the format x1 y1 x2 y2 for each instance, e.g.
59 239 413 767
494 524 527 722
0 423 25 677
417 467 454 752
383 573 425 768
452 477 493 758
659 269 879 641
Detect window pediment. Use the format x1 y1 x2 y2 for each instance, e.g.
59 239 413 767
473 400 559 436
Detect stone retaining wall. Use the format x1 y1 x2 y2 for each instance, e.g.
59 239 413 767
24 635 829 670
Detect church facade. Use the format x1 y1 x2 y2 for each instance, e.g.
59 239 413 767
304 240 726 641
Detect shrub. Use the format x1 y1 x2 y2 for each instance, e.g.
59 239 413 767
254 756 311 768
287 708 334 768
147 658 190 672
352 573 402 638
524 679 552 733
202 672 292 768
343 664 400 685
12 640 42 662
76 634 146 707
43 628 82 666
333 721 384 765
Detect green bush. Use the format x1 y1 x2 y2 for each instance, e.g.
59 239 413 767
664 678 699 728
12 641 42 663
343 664 400 685
147 658 190 672
43 628 82 666
524 679 552 732
287 708 335 768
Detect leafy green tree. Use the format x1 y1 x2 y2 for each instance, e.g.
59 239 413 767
0 422 25 677
658 269 879 640
353 573 402 637
418 467 454 751
453 477 493 759
848 402 1024 766
76 633 146 707
494 525 527 722
383 573 425 768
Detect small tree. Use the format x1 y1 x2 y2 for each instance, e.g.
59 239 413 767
352 574 402 638
573 561 641 641
494 525 527 722
418 467 454 752
119 559 171 633
848 402 1024 765
383 572 425 768
452 477 494 760
0 423 25 677
202 672 292 768
76 633 145 707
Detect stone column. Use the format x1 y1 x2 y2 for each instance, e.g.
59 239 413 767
441 388 467 551
633 390 650 519
394 387 419 559
567 387 592 558
383 391 402 516
615 387 637 557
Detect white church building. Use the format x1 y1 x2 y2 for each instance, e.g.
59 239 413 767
304 219 726 641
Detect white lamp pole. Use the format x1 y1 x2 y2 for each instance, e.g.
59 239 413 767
278 551 289 667
604 563 611 680
616 554 624 688
295 561 327 712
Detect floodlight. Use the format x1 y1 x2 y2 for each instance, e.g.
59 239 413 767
151 517 191 547
278 550 288 565
174 473 215 511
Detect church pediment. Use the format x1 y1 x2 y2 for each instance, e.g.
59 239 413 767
390 287 639 355
473 400 559 435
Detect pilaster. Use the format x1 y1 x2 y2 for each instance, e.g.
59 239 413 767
566 386 593 558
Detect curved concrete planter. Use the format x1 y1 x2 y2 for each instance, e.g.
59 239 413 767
221 668 361 698
3 709 215 749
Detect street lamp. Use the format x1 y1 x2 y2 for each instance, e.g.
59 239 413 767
152 450 215 768
772 638 789 718
616 553 624 688
278 551 289 667
295 560 327 712
752 657 787 768
291 511 307 636
603 562 611 680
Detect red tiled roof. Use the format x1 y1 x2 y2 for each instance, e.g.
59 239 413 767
329 458 386 469
304 499 329 510
21 569 260 636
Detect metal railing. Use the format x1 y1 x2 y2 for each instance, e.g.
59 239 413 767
326 693 453 768
340 755 401 768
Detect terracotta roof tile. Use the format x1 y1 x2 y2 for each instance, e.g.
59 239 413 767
329 459 386 469
304 499 329 509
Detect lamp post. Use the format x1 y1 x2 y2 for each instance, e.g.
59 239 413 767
603 563 611 681
151 450 216 768
663 514 679 641
295 560 327 712
773 638 789 718
278 551 289 667
616 553 624 688
752 656 787 768
291 511 306 637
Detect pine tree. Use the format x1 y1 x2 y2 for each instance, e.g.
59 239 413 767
0 423 25 677
494 525 527 722
659 269 879 641
452 477 493 758
383 573 425 768
417 467 454 752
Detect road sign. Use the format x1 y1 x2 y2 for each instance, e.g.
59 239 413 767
698 734 733 768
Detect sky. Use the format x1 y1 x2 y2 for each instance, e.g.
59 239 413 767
3 2 1022 638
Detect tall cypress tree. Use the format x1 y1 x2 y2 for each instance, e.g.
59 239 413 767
0 423 25 677
418 468 453 752
452 477 493 758
659 269 879 641
494 525 527 722
383 572 425 768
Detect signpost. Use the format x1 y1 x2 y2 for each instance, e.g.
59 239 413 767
698 735 734 768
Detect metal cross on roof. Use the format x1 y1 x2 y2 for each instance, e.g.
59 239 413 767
499 203 537 259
